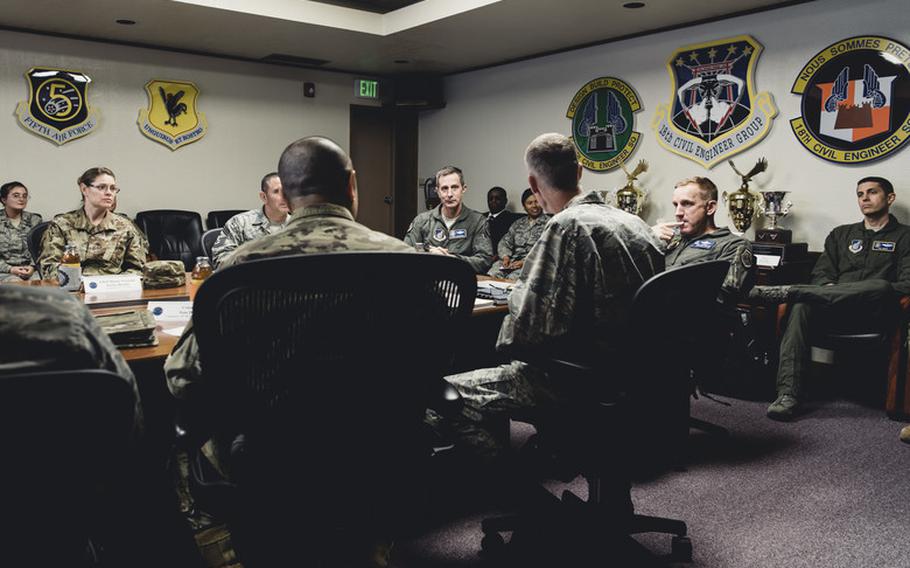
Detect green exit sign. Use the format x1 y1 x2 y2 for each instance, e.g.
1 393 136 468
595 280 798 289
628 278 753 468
355 78 379 99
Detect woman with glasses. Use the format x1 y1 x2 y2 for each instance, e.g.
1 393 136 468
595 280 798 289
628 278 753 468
0 181 43 281
38 167 147 281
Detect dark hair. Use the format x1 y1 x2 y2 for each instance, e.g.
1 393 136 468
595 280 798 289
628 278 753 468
278 136 352 205
521 188 534 204
674 176 718 201
435 165 465 187
260 172 280 193
78 167 115 187
857 176 894 195
0 181 27 201
524 133 579 192
487 186 506 198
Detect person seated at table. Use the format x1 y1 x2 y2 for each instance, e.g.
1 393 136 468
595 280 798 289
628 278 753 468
651 176 754 302
485 186 522 255
403 166 493 273
432 133 663 465
0 181 42 282
488 188 549 280
37 167 147 282
210 172 291 267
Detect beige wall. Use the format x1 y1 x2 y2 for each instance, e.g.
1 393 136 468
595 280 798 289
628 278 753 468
418 0 910 250
0 29 376 220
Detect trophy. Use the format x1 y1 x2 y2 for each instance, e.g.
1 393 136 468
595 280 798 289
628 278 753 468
756 191 793 243
613 159 648 216
722 158 767 234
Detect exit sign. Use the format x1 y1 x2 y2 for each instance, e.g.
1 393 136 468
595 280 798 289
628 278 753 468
355 78 380 100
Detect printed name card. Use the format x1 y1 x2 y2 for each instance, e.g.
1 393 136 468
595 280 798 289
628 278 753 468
755 254 781 268
83 274 144 303
147 301 194 323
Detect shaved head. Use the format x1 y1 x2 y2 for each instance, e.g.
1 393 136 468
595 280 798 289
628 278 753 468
278 136 353 206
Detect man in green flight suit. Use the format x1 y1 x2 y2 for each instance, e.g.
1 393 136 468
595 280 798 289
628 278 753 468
404 165 493 273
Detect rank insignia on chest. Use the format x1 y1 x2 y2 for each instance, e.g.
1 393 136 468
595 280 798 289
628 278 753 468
849 239 863 253
433 227 447 242
691 239 716 250
449 228 467 239
872 240 895 252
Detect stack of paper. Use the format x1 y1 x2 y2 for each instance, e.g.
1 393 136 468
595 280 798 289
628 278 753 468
476 280 514 305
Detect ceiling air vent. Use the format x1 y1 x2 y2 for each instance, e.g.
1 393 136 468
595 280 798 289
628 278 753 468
261 54 330 68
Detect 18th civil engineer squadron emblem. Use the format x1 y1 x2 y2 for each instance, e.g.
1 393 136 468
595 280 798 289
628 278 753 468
566 77 642 171
790 36 910 164
652 35 777 168
15 67 98 145
138 80 208 150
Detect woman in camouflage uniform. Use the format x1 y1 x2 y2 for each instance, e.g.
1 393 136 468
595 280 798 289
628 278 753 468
37 167 147 281
488 188 549 280
0 181 42 282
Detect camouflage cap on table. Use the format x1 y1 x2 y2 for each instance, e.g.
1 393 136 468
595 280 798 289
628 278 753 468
143 260 186 289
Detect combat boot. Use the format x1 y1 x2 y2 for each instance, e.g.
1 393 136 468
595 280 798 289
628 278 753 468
900 425 910 444
767 394 799 421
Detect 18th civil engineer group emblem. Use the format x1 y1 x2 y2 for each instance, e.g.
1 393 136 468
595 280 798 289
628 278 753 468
652 35 777 168
790 36 910 164
15 67 99 145
137 79 208 150
566 77 642 171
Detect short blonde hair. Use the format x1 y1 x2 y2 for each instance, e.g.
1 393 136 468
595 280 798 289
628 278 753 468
674 176 717 201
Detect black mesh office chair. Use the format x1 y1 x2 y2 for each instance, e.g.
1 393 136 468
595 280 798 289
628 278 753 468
0 370 135 566
200 228 222 261
26 220 51 271
135 209 204 271
205 209 245 230
480 260 730 564
191 251 476 566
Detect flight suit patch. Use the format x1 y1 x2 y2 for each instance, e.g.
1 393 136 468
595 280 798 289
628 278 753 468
449 228 467 239
849 239 863 254
433 227 447 242
872 240 895 252
691 239 716 250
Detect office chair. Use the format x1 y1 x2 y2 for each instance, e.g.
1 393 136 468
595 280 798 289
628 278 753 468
200 228 222 261
26 220 51 273
205 209 245 230
0 369 135 566
190 251 476 566
135 209 205 271
480 260 730 564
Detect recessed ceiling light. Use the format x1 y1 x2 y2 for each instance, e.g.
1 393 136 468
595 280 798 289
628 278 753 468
115 19 136 25
623 2 646 8
394 60 410 64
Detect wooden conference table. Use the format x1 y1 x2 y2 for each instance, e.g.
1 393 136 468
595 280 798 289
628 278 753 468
9 274 508 364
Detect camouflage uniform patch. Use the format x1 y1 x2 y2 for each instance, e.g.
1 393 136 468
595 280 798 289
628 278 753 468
211 208 289 267
0 210 42 281
37 209 148 281
443 190 665 458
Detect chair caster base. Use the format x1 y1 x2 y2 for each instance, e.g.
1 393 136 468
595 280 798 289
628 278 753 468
671 535 693 562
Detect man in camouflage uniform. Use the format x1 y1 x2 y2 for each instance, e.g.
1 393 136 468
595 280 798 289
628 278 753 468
754 176 910 420
652 176 754 302
37 209 147 281
438 133 664 461
210 172 290 267
404 166 493 273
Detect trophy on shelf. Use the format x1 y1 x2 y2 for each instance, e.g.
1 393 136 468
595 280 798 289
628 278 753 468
722 157 767 234
756 191 793 243
613 159 648 216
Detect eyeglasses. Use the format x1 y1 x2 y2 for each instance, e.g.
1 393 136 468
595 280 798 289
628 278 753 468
88 184 121 194
7 193 28 200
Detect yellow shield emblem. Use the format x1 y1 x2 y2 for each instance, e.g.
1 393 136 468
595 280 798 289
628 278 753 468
138 79 207 150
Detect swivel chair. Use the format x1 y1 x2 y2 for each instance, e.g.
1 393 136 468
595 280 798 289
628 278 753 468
480 260 730 564
205 209 245 230
190 252 476 566
200 228 222 261
26 220 51 274
135 209 205 271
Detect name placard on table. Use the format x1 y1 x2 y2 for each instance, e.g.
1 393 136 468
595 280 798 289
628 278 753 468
83 274 144 304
